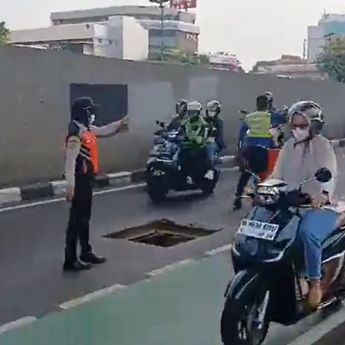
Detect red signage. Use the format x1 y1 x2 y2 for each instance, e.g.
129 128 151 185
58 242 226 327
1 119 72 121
170 0 197 10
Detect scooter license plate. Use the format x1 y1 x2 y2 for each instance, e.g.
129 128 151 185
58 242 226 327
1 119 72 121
237 219 279 241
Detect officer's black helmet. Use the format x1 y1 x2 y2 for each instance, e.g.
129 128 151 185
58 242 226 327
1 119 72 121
71 97 96 126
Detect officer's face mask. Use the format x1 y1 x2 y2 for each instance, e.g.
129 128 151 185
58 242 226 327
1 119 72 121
89 113 96 125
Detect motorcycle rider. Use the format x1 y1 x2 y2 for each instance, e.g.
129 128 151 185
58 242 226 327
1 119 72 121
233 95 274 210
271 101 339 308
265 90 288 146
180 101 213 179
204 100 225 164
167 99 188 131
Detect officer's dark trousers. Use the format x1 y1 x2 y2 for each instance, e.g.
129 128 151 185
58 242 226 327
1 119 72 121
235 145 268 197
65 175 93 263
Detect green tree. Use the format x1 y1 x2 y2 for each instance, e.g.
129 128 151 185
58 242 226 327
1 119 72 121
0 21 9 44
318 38 345 82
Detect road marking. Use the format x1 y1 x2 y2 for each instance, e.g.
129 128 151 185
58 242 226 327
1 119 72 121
146 259 196 277
205 244 232 256
221 167 239 172
0 183 145 213
59 284 127 310
288 303 345 345
0 316 37 335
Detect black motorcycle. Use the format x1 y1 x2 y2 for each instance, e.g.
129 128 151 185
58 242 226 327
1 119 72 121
221 168 345 345
145 121 220 203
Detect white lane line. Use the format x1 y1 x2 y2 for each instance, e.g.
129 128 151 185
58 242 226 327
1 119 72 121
221 167 239 172
288 304 345 345
0 316 37 335
0 183 145 213
59 284 127 310
205 244 232 256
146 259 196 277
0 164 238 214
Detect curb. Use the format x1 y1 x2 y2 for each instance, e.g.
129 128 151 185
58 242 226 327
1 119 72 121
0 155 237 207
2 137 344 208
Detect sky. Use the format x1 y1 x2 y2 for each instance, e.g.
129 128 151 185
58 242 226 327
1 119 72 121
1 0 345 70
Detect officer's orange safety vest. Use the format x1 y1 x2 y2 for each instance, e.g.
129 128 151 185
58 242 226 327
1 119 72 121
81 131 100 174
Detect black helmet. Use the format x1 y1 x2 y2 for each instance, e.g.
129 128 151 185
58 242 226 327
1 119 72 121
264 91 273 109
264 91 273 102
176 99 188 116
71 97 97 126
288 101 325 134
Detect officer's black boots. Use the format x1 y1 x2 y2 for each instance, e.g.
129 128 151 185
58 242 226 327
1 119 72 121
80 252 106 265
233 197 242 211
63 260 92 272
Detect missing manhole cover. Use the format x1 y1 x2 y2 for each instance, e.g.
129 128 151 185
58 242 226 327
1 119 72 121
103 219 219 247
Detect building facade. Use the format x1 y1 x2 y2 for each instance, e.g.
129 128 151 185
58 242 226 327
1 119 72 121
308 13 345 63
50 6 199 57
10 16 149 61
252 55 326 81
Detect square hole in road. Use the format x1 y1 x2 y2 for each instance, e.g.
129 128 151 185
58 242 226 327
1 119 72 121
103 219 219 247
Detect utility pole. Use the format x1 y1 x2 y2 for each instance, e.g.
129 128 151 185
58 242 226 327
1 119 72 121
150 0 169 61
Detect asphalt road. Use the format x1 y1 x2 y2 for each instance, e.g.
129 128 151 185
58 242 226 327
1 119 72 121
0 169 245 325
1 147 345 344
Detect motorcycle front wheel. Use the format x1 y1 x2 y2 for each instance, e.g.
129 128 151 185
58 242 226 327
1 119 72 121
146 175 169 203
221 288 270 345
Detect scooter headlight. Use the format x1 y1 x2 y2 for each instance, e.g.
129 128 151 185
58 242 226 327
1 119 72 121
255 186 280 206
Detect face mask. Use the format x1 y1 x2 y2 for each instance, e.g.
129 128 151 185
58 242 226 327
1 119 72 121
89 114 96 125
292 127 310 142
208 110 216 118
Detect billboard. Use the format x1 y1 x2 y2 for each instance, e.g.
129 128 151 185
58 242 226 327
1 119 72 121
170 0 197 10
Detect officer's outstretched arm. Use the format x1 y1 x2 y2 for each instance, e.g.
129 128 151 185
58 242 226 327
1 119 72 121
65 136 81 188
91 116 128 138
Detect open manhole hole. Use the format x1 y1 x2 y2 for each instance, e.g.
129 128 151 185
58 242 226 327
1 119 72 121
103 219 219 247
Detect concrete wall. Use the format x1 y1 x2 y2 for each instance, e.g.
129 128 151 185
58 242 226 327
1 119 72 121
1 46 345 187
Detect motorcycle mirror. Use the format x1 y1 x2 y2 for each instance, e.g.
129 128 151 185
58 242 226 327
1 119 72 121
155 120 160 125
315 168 332 183
239 110 248 115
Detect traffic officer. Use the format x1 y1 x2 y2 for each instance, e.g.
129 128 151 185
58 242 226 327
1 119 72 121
233 95 273 210
64 97 128 271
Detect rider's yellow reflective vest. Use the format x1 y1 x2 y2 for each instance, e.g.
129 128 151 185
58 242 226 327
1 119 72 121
244 111 272 138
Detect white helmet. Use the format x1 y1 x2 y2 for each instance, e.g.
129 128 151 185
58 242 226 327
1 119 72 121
288 101 325 134
187 101 203 117
206 100 221 117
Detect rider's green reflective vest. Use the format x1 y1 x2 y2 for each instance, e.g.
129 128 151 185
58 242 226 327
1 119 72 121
182 116 207 149
245 111 272 138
